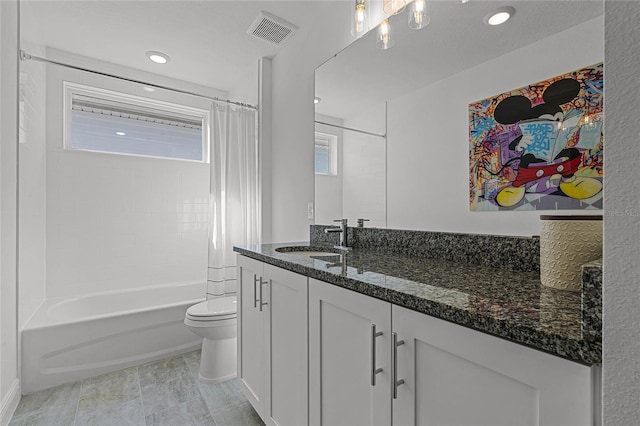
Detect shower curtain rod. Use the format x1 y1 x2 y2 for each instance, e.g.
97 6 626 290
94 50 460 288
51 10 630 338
19 50 258 110
314 120 386 139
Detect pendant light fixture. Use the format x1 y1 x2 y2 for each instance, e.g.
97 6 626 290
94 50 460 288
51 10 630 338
408 0 429 29
383 0 410 16
351 0 369 38
376 19 394 50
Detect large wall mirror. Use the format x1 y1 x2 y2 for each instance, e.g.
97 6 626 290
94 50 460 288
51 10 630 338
314 0 604 235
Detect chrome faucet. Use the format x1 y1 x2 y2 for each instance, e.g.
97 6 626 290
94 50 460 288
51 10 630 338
357 218 370 228
325 219 349 248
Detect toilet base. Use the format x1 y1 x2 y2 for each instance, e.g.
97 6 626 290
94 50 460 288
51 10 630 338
198 336 237 384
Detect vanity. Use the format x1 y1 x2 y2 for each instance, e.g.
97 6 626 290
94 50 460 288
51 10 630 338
233 227 601 426
238 1 603 425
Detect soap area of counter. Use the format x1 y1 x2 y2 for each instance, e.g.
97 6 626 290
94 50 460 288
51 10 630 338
234 226 602 366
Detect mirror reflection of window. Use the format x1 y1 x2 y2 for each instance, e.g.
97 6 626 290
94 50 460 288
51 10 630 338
314 132 337 175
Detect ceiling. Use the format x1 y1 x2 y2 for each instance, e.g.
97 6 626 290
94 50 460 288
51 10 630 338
315 0 604 121
20 0 352 96
21 0 604 112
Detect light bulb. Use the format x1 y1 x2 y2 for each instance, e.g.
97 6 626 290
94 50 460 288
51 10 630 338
376 19 394 50
483 7 515 26
145 51 171 64
409 0 430 30
351 0 369 38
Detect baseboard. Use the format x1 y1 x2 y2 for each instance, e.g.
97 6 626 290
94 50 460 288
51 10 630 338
0 378 21 426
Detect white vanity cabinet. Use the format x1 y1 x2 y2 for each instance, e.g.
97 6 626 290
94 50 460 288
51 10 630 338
240 258 599 426
237 255 308 426
309 278 392 426
307 278 599 426
392 305 598 426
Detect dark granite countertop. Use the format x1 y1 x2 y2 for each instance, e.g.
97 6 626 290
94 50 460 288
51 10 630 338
234 242 601 366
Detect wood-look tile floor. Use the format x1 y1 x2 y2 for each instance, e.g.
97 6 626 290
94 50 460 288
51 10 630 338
9 350 264 426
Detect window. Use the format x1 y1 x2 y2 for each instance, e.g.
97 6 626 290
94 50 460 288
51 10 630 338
64 82 209 162
314 132 337 175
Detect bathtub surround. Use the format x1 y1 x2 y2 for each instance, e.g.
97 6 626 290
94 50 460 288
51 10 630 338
9 351 264 426
17 41 46 330
44 57 213 298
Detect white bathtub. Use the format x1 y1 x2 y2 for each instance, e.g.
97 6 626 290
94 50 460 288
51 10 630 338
22 282 206 393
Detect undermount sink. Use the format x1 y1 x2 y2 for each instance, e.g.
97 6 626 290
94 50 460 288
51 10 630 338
275 246 346 258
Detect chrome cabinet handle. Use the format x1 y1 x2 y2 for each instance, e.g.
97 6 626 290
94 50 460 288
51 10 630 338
253 275 259 308
259 278 268 312
371 324 383 386
392 332 405 399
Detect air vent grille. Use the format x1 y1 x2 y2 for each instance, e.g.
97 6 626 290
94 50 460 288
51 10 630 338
247 11 297 45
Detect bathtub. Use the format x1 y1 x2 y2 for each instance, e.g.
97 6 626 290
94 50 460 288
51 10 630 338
22 282 207 393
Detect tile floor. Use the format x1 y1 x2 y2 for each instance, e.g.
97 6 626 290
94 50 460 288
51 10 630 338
9 350 264 426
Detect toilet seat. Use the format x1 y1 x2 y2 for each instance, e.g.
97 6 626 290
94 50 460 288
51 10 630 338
186 296 237 322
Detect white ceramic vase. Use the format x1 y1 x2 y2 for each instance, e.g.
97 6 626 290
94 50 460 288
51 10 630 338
539 215 603 292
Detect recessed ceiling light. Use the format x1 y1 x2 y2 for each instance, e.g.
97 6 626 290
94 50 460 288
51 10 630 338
143 86 156 92
115 131 126 136
314 97 322 104
484 6 515 26
145 51 170 64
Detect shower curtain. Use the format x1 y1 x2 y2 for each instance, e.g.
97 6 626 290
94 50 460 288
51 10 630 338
208 102 260 297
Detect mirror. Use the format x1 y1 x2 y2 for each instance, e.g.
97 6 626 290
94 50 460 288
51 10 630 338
314 1 604 233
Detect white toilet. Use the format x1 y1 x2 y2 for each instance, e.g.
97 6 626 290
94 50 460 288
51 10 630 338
184 295 237 384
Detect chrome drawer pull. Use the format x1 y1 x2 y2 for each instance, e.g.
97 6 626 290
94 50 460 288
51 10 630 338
392 332 405 399
371 324 383 386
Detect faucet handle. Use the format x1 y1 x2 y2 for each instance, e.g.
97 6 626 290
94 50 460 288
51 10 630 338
333 218 348 225
357 218 370 228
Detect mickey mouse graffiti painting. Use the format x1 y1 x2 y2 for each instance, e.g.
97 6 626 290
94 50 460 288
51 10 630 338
469 63 603 211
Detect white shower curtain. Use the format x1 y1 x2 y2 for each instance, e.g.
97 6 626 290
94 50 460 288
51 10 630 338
208 102 260 297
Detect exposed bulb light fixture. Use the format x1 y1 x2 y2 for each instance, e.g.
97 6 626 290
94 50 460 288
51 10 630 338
376 19 394 50
145 51 171 64
351 0 369 38
314 97 322 104
408 0 430 30
484 6 515 26
115 131 126 136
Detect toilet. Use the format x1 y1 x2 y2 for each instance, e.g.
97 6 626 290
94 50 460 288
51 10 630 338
184 295 237 384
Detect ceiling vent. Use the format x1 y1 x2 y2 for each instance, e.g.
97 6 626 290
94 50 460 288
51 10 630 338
247 11 297 45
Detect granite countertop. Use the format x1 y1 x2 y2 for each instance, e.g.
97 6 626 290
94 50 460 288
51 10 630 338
234 242 601 366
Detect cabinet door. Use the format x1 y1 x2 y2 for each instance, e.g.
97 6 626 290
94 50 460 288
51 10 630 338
309 279 391 426
263 264 308 426
392 305 595 426
237 255 265 416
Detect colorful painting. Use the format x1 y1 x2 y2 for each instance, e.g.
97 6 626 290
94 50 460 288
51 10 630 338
469 63 603 211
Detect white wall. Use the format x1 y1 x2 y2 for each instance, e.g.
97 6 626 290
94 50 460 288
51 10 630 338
314 113 343 225
269 2 353 242
43 51 225 298
603 2 640 425
0 1 21 423
386 17 604 236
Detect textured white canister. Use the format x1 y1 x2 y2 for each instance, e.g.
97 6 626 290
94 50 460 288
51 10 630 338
539 215 603 292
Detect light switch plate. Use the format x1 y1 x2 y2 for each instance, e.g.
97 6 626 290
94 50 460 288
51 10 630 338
307 201 314 219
